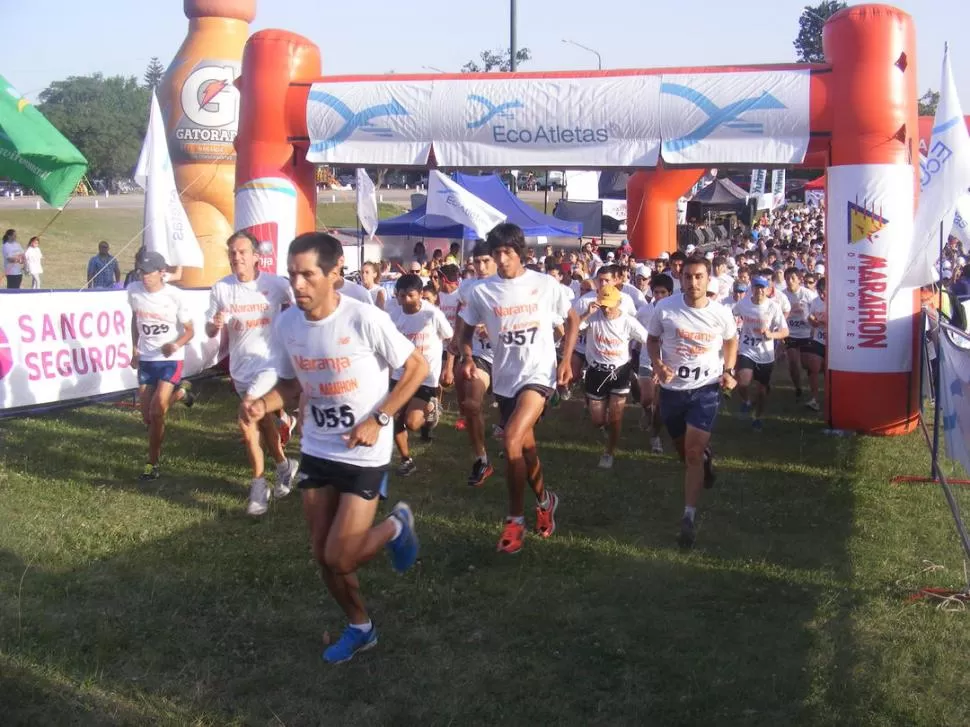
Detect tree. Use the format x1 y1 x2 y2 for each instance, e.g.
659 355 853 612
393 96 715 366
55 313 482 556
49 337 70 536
918 89 940 117
793 1 847 63
38 74 150 180
144 57 165 90
462 48 532 73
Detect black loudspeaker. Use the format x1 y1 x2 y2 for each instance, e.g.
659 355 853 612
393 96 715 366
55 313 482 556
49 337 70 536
701 228 715 244
694 228 707 246
715 225 728 240
677 225 693 248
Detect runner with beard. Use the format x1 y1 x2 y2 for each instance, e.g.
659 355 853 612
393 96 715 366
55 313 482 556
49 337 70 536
646 255 738 549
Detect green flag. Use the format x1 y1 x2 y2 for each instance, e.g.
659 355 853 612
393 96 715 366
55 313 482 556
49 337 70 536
0 74 87 208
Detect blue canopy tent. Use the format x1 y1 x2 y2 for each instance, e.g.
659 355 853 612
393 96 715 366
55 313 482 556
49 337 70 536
375 173 583 239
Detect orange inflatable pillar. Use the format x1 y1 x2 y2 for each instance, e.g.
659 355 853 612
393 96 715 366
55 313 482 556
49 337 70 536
823 5 920 435
627 164 704 259
159 0 255 287
234 31 320 275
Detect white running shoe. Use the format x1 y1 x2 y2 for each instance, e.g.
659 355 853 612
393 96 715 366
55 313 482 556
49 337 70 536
598 453 614 469
246 477 269 516
650 436 663 454
274 459 297 498
805 398 820 412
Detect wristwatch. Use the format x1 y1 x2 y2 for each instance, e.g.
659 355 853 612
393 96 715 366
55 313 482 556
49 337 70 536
725 367 736 377
373 410 391 426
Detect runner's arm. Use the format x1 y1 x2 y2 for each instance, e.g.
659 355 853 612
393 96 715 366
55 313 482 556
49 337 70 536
558 307 580 363
248 378 303 421
382 349 429 418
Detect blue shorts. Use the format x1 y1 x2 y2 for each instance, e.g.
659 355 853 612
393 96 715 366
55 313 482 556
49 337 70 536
659 383 721 439
138 360 184 387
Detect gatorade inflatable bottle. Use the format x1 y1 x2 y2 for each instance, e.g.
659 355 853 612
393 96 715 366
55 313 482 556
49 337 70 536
158 0 256 287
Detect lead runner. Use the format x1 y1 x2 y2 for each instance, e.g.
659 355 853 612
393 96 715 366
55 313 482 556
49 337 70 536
646 254 738 549
241 232 427 664
459 223 579 554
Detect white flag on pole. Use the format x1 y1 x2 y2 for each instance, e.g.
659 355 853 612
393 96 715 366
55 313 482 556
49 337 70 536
426 170 506 240
771 169 786 209
892 45 970 298
939 321 970 479
133 91 203 268
749 169 766 195
355 168 379 240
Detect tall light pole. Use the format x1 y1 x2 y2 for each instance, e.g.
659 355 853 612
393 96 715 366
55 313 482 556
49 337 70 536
510 0 518 71
562 38 602 71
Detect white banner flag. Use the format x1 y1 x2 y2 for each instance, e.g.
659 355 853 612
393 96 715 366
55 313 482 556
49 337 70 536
952 194 970 247
134 91 204 268
749 169 767 195
827 164 915 374
426 171 506 240
893 46 970 298
771 169 787 208
355 168 379 240
939 321 970 478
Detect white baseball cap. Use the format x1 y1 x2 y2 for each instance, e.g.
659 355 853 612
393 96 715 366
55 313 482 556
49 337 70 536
706 279 720 295
636 263 652 278
814 263 825 274
705 251 715 261
686 244 696 254
659 251 670 260
606 251 616 260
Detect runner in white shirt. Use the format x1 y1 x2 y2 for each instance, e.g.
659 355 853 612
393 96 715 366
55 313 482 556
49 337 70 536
240 232 427 665
646 255 738 549
389 273 454 477
459 223 579 555
360 261 386 309
782 268 819 406
804 276 827 413
205 231 298 515
636 273 674 454
568 264 637 397
578 285 648 469
732 275 789 432
338 277 376 305
452 241 498 488
127 251 196 481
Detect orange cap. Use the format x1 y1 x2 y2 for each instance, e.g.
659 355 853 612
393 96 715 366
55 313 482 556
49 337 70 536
596 284 621 308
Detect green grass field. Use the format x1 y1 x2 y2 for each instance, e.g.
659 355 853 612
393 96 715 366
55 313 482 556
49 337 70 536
2 376 970 725
3 206 970 724
0 202 406 291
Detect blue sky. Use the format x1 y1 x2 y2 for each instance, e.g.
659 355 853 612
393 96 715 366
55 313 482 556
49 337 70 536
6 0 969 104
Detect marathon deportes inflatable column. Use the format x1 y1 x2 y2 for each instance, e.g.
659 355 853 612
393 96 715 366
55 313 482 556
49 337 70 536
234 31 320 276
160 0 255 287
823 5 920 435
627 164 704 259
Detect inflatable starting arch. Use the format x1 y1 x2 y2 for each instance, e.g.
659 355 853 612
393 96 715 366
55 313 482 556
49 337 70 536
231 4 921 437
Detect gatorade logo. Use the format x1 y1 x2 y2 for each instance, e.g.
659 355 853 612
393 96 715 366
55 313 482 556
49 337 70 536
173 59 240 161
0 326 13 381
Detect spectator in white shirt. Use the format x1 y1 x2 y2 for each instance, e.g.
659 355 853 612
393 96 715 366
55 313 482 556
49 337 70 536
24 236 43 289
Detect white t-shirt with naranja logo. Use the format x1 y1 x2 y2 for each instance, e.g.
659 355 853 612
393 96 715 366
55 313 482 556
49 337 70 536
582 311 648 368
437 289 461 331
275 295 414 467
390 300 454 387
205 272 292 384
733 296 787 364
572 289 637 354
646 293 737 391
458 277 494 363
127 282 192 362
809 296 826 345
783 286 818 339
459 269 571 398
